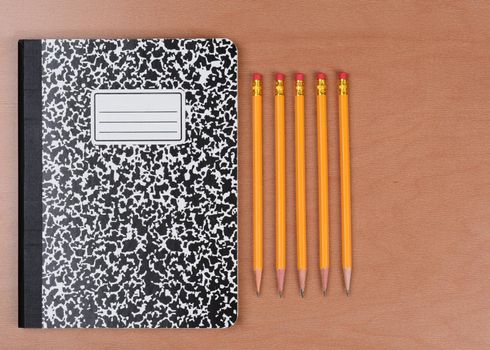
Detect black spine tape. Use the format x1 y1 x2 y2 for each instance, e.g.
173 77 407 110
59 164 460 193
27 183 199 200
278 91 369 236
18 39 43 328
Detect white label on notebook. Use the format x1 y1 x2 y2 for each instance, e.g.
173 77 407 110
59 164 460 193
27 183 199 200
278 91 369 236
91 90 185 145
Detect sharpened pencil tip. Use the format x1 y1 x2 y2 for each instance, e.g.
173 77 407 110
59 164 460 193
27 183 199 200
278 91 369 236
256 291 260 297
298 269 307 298
323 290 326 297
276 269 285 299
343 268 351 295
320 268 329 294
255 269 262 297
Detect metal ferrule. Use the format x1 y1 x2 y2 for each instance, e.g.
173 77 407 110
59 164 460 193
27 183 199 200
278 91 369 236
275 80 284 96
295 80 304 96
252 80 262 96
338 79 348 96
317 79 327 96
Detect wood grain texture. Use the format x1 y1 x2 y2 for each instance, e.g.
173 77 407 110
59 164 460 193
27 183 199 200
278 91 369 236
1 0 490 348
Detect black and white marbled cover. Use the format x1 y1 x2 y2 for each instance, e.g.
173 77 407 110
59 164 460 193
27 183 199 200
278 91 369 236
40 39 238 328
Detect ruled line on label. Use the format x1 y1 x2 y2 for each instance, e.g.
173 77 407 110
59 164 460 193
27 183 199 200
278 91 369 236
99 131 178 134
99 121 178 124
98 110 178 114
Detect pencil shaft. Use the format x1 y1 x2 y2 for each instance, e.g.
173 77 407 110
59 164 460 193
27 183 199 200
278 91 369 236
275 84 286 272
295 79 307 272
339 75 352 293
339 93 351 269
252 76 263 294
317 79 330 271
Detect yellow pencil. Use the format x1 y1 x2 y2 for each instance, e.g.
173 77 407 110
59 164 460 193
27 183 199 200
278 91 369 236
275 73 286 297
338 72 352 295
252 73 263 296
316 73 330 296
295 73 307 297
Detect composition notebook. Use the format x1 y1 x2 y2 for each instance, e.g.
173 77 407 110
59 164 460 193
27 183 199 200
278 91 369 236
18 39 238 328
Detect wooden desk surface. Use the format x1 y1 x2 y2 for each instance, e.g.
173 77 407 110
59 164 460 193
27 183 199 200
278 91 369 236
1 0 490 348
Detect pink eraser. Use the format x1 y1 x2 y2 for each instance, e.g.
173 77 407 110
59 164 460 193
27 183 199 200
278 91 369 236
295 73 304 81
316 72 326 80
276 73 285 81
253 73 262 80
338 72 348 79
